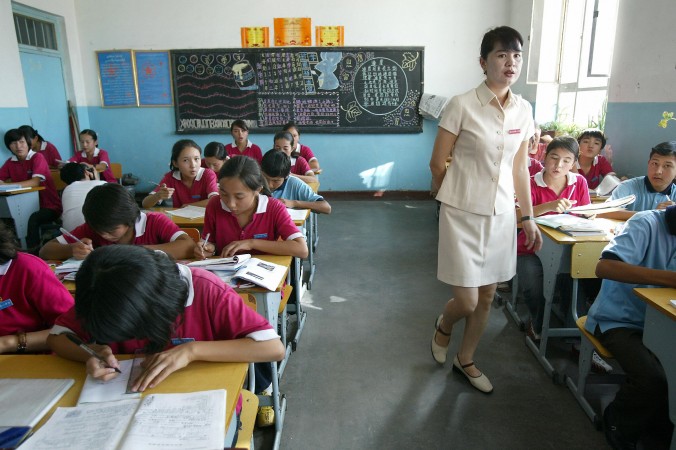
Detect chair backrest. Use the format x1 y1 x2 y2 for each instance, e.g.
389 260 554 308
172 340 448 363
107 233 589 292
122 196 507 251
179 227 200 243
110 162 122 181
50 169 67 191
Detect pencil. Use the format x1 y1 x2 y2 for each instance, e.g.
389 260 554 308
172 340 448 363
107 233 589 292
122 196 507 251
202 233 210 251
567 184 576 200
59 227 83 244
64 333 122 373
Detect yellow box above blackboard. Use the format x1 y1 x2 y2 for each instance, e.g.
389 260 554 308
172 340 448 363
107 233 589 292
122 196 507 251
241 27 269 48
316 26 344 47
274 18 311 46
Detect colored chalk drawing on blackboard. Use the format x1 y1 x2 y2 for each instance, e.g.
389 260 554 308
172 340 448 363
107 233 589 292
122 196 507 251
352 57 408 116
233 60 258 90
314 52 341 90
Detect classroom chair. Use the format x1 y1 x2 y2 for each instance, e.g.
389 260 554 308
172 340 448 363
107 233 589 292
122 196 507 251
565 316 624 429
110 162 123 183
236 389 259 450
178 227 200 243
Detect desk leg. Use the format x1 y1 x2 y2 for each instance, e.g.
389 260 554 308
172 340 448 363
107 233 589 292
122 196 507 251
504 276 525 330
0 191 40 249
289 256 307 352
306 213 316 290
643 306 676 450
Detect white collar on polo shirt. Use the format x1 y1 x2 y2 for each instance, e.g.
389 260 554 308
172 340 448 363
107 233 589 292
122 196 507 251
534 170 577 187
10 149 37 162
220 192 269 213
176 263 195 307
40 141 47 151
232 140 253 149
134 212 149 237
172 167 206 181
575 155 599 170
80 148 101 158
0 259 12 275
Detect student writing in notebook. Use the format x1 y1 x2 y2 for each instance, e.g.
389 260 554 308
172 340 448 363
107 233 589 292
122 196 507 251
516 136 591 341
142 139 219 209
282 121 321 173
40 183 194 260
0 223 74 353
68 129 117 183
273 131 317 184
261 149 331 215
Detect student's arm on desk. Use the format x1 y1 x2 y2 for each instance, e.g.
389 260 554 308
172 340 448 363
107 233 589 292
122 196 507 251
47 333 122 381
143 234 195 259
513 140 542 251
280 198 331 214
429 128 456 194
221 237 308 259
0 329 51 353
596 259 676 288
141 184 175 208
0 176 41 188
39 237 93 260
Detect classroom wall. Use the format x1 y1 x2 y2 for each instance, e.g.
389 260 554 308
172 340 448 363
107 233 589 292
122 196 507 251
1 0 535 192
604 0 676 178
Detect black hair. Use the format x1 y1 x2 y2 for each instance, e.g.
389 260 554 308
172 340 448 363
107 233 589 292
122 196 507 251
204 141 227 160
545 136 580 160
82 183 140 234
0 222 19 264
650 141 676 159
577 128 607 149
60 162 88 185
480 26 523 60
74 245 188 353
282 121 300 136
79 129 98 142
273 131 295 147
666 205 676 236
230 119 249 133
18 125 44 143
170 139 201 171
218 155 271 196
261 149 291 178
3 128 29 151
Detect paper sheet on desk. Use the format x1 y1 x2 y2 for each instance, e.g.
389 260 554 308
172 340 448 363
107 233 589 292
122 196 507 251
165 205 205 219
566 195 636 215
286 208 310 222
77 359 141 404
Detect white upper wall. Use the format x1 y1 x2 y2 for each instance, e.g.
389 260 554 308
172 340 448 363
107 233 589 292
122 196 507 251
608 0 676 103
0 0 27 106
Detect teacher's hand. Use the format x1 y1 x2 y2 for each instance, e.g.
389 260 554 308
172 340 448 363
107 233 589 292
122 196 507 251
522 219 543 252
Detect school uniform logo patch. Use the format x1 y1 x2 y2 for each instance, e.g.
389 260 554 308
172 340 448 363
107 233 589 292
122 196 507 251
0 298 14 310
508 129 521 134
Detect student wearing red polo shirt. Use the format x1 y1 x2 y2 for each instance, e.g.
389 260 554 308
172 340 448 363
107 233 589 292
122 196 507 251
68 129 117 183
576 128 616 190
282 121 321 173
225 120 263 164
0 223 73 354
0 128 62 250
18 125 63 169
273 131 317 184
142 139 218 209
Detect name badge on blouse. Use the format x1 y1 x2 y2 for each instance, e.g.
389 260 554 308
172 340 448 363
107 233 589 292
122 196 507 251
191 194 201 199
171 337 195 346
253 233 268 239
508 129 521 134
0 299 13 310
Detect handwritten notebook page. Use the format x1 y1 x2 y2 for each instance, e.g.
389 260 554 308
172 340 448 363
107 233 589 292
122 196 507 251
77 359 140 404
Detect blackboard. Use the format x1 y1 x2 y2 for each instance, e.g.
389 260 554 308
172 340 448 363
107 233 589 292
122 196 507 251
135 51 173 107
96 50 138 107
170 47 424 134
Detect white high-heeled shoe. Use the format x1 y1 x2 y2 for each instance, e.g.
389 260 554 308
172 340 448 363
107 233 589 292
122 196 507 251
431 314 450 364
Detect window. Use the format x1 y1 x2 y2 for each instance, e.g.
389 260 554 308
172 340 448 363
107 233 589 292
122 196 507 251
13 13 58 51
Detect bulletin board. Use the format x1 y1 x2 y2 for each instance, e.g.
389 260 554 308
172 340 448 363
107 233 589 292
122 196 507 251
135 51 173 106
96 50 138 107
170 47 424 134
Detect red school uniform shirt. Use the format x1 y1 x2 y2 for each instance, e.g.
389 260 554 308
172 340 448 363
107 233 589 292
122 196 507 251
290 155 312 177
153 168 218 208
528 157 544 177
0 252 74 337
576 155 614 190
203 194 304 255
69 148 116 183
0 150 62 213
56 212 185 247
517 171 591 255
297 143 316 163
225 141 263 165
39 141 62 168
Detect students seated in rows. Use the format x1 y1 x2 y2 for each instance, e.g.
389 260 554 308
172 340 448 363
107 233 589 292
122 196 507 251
59 162 107 231
68 129 117 183
1 128 62 251
273 131 317 184
40 183 194 260
143 139 218 209
225 119 262 164
18 125 62 169
195 155 308 260
516 137 591 340
202 141 228 174
282 121 321 173
527 133 544 176
261 150 331 215
0 223 73 353
584 205 676 449
600 141 676 220
47 245 284 415
576 128 616 190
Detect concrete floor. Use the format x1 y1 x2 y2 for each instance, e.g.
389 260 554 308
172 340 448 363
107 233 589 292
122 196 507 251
259 199 611 450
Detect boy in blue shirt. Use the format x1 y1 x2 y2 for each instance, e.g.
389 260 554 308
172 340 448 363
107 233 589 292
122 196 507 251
601 141 675 220
261 149 331 215
585 205 676 449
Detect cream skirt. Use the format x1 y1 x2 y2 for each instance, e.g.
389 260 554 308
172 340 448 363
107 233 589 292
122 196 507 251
437 203 516 287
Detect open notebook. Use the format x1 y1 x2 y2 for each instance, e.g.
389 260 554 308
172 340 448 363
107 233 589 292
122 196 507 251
17 389 226 450
0 379 74 428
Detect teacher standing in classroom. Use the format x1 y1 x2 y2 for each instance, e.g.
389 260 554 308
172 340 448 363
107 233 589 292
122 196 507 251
429 26 542 393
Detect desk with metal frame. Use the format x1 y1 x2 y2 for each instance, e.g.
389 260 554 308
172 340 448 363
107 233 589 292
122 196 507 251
0 186 44 248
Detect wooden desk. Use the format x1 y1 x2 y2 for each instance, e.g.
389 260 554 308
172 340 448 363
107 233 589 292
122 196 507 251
149 207 205 229
0 186 44 248
634 287 676 450
526 220 620 380
0 355 247 439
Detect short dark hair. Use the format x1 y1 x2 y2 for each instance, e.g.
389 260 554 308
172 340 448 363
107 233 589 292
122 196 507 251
18 125 41 143
261 149 291 178
170 139 201 171
0 222 19 264
218 155 271 196
79 129 98 142
273 131 295 147
60 162 87 185
480 26 523 60
546 136 580 160
82 183 140 233
230 119 249 132
74 245 187 353
577 128 607 149
282 121 300 136
3 128 29 151
650 141 676 159
204 141 227 160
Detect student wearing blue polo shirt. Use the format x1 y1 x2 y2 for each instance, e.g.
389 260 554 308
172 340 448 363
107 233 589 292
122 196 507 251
585 206 676 449
260 149 331 215
600 141 675 220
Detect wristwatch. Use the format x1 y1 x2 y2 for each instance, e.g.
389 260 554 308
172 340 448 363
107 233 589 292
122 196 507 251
521 215 533 222
16 332 27 353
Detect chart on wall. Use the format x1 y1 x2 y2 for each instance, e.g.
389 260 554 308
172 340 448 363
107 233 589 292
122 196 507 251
170 47 424 134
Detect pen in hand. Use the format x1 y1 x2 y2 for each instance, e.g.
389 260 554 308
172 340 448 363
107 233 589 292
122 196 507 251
64 333 122 373
201 233 210 251
59 227 84 244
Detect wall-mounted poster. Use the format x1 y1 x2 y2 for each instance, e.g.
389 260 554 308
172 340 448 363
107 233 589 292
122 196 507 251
241 27 270 48
96 50 138 107
134 51 173 106
274 18 311 46
316 26 344 46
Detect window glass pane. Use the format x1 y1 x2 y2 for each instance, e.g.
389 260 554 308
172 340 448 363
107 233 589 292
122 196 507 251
559 0 585 84
35 22 45 48
557 91 577 125
589 0 619 76
538 0 565 83
17 15 29 45
534 83 559 124
573 90 607 127
45 23 56 50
